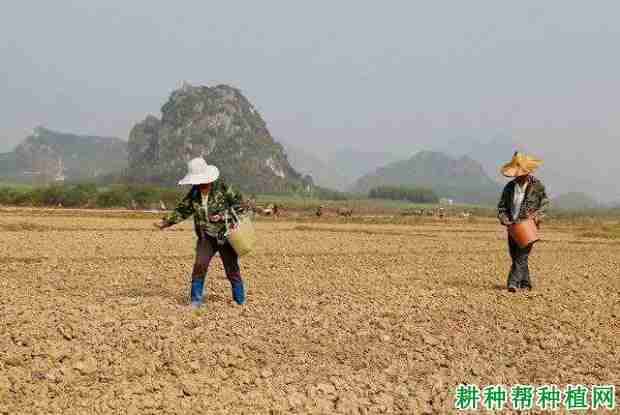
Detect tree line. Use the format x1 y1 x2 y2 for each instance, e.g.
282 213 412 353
0 183 184 209
0 182 353 209
368 185 439 203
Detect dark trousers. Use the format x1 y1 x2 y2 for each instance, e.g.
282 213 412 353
507 235 533 288
192 235 242 284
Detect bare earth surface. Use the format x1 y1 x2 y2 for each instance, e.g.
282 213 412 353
0 210 618 414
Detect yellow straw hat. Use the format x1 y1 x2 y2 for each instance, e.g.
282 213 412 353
500 151 542 177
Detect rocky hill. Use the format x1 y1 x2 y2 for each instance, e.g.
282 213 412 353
127 84 311 193
0 127 127 183
436 135 519 181
351 151 501 204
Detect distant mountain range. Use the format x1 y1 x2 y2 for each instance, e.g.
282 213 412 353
281 142 400 191
1 94 611 207
351 151 501 204
435 135 604 204
0 127 127 182
1 85 313 194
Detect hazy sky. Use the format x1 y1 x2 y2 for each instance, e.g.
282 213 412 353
2 1 619 194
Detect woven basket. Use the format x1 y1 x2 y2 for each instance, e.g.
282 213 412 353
226 210 256 257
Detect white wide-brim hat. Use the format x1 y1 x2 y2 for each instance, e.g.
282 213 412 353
178 157 220 185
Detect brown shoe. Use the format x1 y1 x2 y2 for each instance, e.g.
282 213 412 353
508 286 517 293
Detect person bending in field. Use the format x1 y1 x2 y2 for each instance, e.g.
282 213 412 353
497 151 549 292
154 157 247 308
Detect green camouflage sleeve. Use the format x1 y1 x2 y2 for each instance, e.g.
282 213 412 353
497 184 512 224
532 182 550 220
162 190 195 227
223 184 244 211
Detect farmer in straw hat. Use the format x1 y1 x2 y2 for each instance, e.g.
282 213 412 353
155 157 247 308
497 151 550 292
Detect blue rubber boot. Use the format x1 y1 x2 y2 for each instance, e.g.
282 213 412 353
190 278 205 308
230 279 245 305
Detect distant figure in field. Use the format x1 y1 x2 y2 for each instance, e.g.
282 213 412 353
438 207 445 219
337 207 353 217
154 157 247 308
247 196 258 214
316 205 323 217
497 152 549 292
262 204 275 216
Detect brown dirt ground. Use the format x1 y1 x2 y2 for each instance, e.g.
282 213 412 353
0 211 618 414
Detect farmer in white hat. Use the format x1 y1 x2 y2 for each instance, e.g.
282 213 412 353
497 151 550 292
154 157 246 308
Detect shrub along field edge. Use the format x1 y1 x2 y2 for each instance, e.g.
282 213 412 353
0 183 183 210
1 183 620 225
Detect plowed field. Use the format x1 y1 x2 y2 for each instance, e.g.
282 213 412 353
1 210 618 414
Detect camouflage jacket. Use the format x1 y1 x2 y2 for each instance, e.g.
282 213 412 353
162 181 244 242
497 176 550 224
